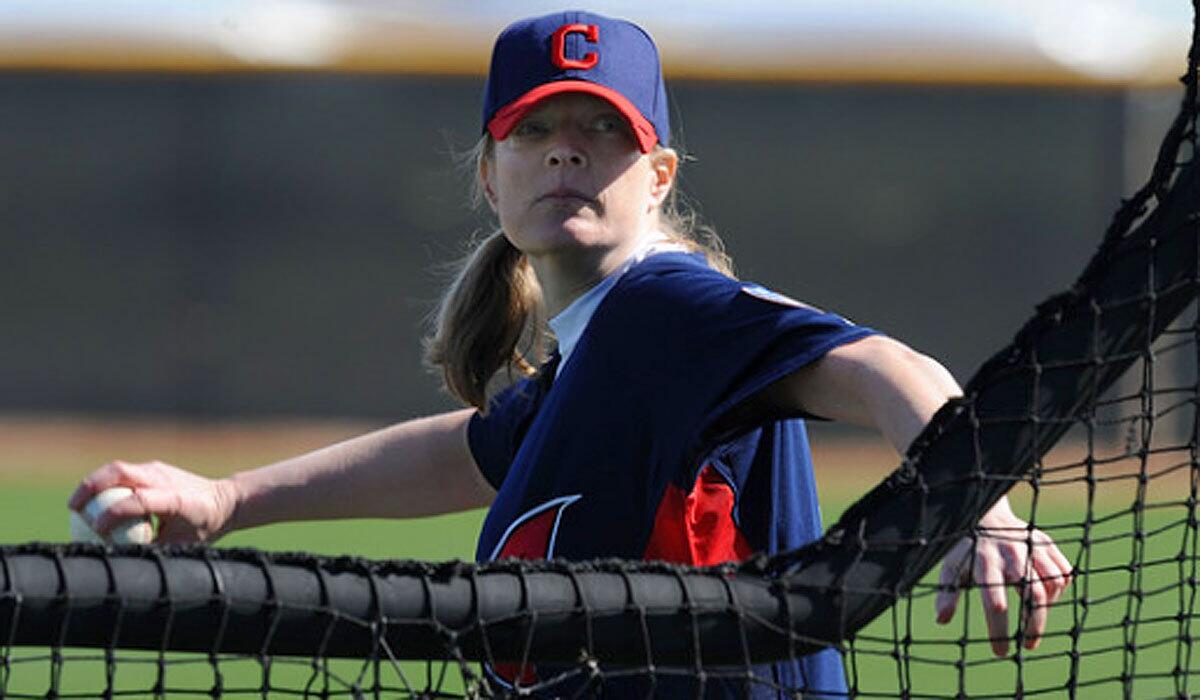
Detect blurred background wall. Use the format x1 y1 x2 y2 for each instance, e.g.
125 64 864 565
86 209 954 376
0 1 1191 422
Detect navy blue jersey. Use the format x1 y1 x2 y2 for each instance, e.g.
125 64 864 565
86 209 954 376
468 251 876 698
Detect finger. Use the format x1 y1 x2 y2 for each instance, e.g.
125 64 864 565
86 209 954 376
92 487 178 535
67 482 94 513
68 463 123 511
1021 576 1049 651
1030 549 1068 606
936 540 970 624
67 461 145 511
976 554 1010 656
1026 542 1061 603
90 496 144 535
936 564 962 624
1032 531 1074 600
1045 540 1075 589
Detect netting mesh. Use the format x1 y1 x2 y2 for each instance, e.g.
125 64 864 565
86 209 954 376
841 307 1200 698
2 4 1198 698
829 7 1200 693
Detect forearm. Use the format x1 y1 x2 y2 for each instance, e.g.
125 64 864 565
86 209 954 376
222 408 488 534
833 338 1020 523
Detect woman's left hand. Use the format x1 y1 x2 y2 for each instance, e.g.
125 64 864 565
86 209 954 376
934 498 1074 656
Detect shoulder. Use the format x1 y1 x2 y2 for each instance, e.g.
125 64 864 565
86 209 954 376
611 251 838 323
610 251 742 312
624 250 735 288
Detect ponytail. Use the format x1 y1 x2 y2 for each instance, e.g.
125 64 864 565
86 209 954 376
424 229 543 410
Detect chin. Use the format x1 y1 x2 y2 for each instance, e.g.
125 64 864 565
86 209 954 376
520 219 611 256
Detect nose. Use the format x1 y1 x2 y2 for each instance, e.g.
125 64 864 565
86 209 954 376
544 130 588 169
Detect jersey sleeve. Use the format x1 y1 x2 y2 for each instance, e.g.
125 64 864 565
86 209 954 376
466 378 543 491
703 282 878 428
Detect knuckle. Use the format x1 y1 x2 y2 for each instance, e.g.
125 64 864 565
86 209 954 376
975 554 1003 577
973 546 998 566
93 513 113 534
998 540 1024 561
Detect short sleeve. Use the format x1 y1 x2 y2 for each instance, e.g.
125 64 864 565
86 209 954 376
467 378 544 490
703 282 877 427
577 253 879 477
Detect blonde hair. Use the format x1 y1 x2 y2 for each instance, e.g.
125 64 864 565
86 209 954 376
424 136 733 410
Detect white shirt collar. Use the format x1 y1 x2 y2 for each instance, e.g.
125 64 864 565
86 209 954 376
547 235 687 376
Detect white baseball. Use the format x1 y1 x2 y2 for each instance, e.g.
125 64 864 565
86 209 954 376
68 486 155 545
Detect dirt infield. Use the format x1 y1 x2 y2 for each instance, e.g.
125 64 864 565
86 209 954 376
0 413 379 483
1 413 899 490
3 413 1188 519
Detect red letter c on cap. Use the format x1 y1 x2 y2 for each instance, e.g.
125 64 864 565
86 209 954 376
551 24 599 70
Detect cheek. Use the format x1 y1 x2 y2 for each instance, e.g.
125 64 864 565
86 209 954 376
602 164 655 215
489 164 528 220
487 148 531 196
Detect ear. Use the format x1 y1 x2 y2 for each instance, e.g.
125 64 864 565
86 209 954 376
479 153 499 213
648 148 678 208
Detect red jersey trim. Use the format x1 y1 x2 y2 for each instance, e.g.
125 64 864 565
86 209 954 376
488 494 581 561
643 464 755 565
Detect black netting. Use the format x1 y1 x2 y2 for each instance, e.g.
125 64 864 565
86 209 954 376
2 3 1198 698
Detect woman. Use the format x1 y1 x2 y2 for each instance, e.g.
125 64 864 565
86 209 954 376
69 10 1071 698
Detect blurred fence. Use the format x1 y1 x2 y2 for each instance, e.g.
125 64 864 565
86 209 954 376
1 72 1160 419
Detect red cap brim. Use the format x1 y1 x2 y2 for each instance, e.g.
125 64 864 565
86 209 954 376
486 80 659 153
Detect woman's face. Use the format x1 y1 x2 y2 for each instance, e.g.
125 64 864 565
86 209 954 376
480 93 676 261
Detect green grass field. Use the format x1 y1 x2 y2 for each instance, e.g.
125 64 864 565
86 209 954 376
0 484 486 560
1 419 1197 698
0 483 490 699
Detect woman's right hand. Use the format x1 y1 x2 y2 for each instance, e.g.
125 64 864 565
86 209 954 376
67 460 239 544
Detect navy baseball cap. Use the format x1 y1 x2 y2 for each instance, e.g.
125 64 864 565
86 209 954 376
482 10 670 153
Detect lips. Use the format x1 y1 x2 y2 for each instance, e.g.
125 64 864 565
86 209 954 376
538 188 595 204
